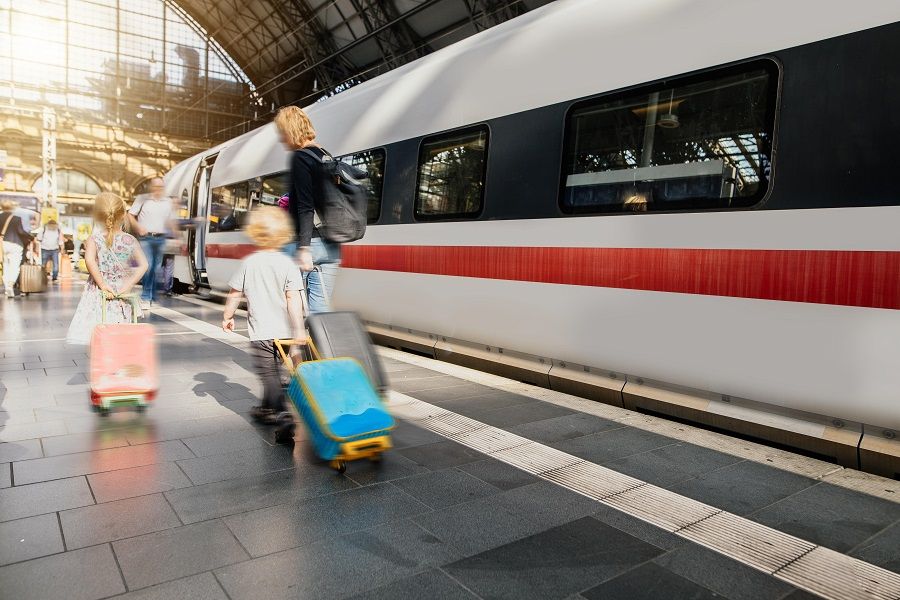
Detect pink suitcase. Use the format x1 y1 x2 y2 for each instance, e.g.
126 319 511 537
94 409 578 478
89 296 157 414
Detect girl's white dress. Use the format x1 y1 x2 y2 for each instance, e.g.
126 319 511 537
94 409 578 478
66 230 140 345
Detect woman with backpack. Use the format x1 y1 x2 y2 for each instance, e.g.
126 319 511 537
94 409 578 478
274 106 342 313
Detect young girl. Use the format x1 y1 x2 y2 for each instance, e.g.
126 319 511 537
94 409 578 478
67 192 149 345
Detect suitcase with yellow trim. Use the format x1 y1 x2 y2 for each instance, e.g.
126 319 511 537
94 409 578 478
275 340 393 473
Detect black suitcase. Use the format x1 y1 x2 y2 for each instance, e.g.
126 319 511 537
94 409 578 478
306 311 389 393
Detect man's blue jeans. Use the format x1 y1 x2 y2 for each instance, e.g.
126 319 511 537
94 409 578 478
41 249 59 280
139 236 166 302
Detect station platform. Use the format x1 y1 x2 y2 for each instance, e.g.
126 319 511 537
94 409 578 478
1 281 898 600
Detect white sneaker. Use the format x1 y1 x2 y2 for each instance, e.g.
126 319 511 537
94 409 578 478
140 300 151 311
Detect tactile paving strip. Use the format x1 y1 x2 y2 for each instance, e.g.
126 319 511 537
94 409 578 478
390 391 900 600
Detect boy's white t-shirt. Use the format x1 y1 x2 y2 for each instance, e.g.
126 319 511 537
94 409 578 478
228 250 302 341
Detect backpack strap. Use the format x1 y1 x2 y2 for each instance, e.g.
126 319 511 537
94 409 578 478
0 214 13 239
298 147 333 162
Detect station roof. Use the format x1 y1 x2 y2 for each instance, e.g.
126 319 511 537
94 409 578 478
175 0 554 107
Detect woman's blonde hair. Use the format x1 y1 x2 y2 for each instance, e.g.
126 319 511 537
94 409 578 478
0 199 17 211
92 192 127 248
247 206 293 249
274 106 316 148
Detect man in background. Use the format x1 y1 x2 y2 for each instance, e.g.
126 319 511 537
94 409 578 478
127 177 175 309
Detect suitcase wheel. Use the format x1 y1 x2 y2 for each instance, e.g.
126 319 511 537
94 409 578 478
330 460 347 474
135 404 147 414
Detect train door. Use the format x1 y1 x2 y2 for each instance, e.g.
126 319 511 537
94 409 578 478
189 153 217 288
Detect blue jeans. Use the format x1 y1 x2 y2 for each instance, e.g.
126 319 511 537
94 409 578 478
305 237 341 314
41 249 59 280
139 236 166 302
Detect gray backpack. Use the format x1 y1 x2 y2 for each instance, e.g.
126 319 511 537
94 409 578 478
300 148 368 244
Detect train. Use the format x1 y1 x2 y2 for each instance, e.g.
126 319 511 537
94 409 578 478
164 0 900 476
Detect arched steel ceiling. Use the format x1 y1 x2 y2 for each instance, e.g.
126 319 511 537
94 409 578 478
175 0 555 110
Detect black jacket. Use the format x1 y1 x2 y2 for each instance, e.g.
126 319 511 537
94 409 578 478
288 147 326 248
0 212 34 248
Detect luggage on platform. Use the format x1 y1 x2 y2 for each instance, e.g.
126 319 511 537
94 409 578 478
306 312 389 393
89 294 157 414
19 262 47 294
275 339 393 473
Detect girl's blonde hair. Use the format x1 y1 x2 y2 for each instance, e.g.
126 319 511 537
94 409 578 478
274 106 316 148
247 206 293 249
92 192 127 248
0 199 17 211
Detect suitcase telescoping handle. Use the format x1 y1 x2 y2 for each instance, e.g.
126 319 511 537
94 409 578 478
100 292 140 324
274 338 320 370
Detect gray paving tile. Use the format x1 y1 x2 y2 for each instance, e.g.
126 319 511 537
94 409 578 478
123 414 253 445
176 445 295 485
343 451 431 485
33 404 96 422
409 382 498 404
0 419 68 442
181 428 270 457
165 464 359 524
0 513 64 566
14 440 195 485
850 520 900 574
445 389 549 413
509 411 626 444
398 440 486 470
347 569 479 600
0 544 125 600
604 442 746 489
592 505 684 551
413 481 599 556
751 482 900 553
445 517 665 600
387 419 445 450
393 374 471 393
458 458 540 491
392 467 502 509
107 572 229 600
551 426 679 463
0 463 9 488
467 400 575 428
216 519 460 600
40 431 132 457
653 543 795 600
113 519 250 590
224 482 431 557
60 493 182 549
582 562 725 600
0 477 94 522
669 461 817 516
88 462 194 503
24 360 76 370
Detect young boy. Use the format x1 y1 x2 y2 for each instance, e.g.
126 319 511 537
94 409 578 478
222 207 305 423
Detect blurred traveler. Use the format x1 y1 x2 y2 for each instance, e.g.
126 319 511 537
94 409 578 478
64 234 75 255
67 192 149 345
36 219 65 282
222 207 304 424
127 177 175 309
274 106 342 313
0 199 35 299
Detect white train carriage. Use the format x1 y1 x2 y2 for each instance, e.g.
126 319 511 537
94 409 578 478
165 0 900 476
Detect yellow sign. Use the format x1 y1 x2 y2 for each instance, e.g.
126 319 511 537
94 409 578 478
40 207 59 224
76 222 91 241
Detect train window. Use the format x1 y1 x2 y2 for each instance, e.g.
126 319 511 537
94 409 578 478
560 61 777 214
339 149 385 223
260 173 288 206
209 181 250 232
415 126 488 220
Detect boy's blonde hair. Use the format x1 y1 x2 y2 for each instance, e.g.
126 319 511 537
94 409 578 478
274 106 316 148
247 206 293 249
92 191 127 248
0 199 17 211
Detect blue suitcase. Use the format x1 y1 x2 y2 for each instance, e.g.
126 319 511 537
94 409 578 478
287 357 394 472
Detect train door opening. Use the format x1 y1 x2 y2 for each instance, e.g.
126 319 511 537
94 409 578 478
189 153 218 288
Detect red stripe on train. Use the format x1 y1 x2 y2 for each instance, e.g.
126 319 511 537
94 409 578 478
206 244 256 260
340 245 900 310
